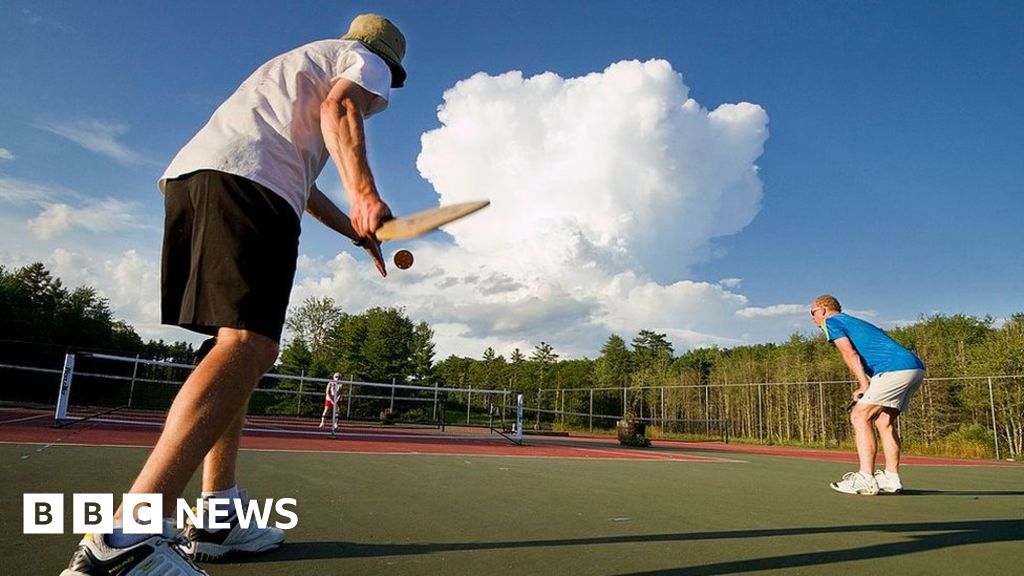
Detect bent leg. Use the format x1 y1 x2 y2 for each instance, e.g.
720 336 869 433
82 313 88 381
875 408 902 474
118 328 278 517
851 403 886 475
203 403 248 493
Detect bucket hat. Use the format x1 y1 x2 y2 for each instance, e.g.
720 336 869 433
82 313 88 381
342 14 406 88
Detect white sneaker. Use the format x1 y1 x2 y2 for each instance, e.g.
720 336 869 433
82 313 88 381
181 490 285 562
830 471 879 495
874 470 903 493
60 520 208 575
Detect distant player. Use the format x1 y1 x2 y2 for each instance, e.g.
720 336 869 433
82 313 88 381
811 294 926 495
320 373 344 429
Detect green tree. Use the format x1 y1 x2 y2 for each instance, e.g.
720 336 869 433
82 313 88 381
595 334 632 388
410 321 436 384
285 297 343 372
631 329 674 371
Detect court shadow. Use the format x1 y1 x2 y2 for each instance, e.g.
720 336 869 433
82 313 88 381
250 518 1023 574
901 489 1024 496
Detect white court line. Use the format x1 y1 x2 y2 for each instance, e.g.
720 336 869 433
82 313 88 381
0 413 51 425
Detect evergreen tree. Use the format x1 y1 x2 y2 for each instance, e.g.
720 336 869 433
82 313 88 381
410 321 436 384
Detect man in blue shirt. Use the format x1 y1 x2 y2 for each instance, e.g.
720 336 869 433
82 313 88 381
811 294 925 495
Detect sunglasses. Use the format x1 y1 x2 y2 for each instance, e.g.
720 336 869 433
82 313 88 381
810 308 824 317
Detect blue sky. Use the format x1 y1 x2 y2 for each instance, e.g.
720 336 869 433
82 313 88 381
1 1 1021 359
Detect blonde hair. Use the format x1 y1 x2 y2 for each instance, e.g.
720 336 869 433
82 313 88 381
813 294 842 312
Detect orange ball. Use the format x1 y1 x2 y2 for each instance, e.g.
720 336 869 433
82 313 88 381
394 249 414 270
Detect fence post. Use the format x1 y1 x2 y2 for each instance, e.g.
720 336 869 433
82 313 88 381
987 377 1001 461
297 369 304 416
705 384 711 438
818 381 826 447
536 388 541 429
346 380 353 419
589 388 593 432
467 386 472 425
757 384 764 442
433 379 439 421
660 386 665 429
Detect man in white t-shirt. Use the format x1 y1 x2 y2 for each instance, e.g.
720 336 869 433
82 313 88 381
60 14 407 576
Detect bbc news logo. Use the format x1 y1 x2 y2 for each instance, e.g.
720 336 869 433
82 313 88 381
24 493 298 534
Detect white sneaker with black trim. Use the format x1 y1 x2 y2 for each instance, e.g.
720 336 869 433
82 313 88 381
830 471 879 495
874 469 903 493
181 490 286 562
60 520 207 575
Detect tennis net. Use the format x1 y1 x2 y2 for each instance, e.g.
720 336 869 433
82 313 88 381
52 351 524 444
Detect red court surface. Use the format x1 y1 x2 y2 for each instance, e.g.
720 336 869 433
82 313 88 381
1 406 1017 467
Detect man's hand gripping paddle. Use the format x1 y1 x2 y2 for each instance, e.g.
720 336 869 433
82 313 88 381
351 201 490 277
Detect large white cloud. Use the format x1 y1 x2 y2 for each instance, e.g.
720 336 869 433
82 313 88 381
295 59 773 358
4 60 787 359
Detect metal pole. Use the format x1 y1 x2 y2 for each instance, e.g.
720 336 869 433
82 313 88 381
660 386 665 429
297 369 304 416
988 377 1001 461
705 384 711 437
55 353 76 424
514 393 524 443
535 388 541 429
589 388 593 432
561 387 569 428
818 381 826 447
467 387 472 425
346 382 353 419
433 379 439 421
390 377 396 412
126 354 140 408
753 383 761 440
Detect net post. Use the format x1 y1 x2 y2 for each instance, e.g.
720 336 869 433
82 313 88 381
54 352 75 427
127 354 140 408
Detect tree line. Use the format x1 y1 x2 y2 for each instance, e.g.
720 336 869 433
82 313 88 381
2 263 1020 458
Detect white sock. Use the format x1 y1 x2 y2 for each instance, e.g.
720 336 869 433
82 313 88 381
105 519 152 548
201 485 240 502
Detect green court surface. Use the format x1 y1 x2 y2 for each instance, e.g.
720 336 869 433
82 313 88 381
3 443 1021 575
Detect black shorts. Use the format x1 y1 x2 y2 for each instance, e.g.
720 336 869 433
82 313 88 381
161 171 300 343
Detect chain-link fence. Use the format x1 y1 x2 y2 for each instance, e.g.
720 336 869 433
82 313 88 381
524 376 1022 460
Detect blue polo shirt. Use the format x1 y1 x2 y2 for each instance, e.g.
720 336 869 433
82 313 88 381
823 313 924 376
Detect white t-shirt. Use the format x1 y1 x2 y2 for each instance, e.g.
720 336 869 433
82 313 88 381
326 380 343 403
160 40 392 217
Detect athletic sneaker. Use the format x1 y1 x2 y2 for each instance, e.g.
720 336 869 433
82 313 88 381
60 521 207 576
830 471 879 495
181 490 285 562
874 469 903 493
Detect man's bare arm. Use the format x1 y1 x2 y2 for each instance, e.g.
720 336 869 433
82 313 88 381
320 78 391 239
307 184 387 277
306 184 358 241
834 336 870 393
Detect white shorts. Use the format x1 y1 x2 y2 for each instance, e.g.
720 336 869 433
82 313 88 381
859 369 926 412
